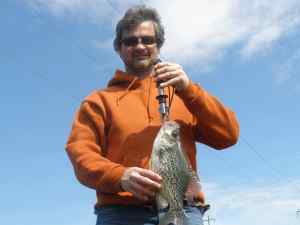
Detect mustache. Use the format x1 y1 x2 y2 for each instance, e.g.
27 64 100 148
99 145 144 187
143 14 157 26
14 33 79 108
132 53 149 57
132 50 149 56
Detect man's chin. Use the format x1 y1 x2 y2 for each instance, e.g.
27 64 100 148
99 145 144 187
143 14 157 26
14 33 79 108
131 60 153 73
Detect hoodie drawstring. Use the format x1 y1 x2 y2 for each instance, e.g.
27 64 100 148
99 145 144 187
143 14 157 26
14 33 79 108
115 74 175 123
116 77 139 106
168 86 175 112
146 76 153 123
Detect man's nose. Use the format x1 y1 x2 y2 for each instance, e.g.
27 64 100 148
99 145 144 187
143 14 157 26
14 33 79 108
135 41 147 49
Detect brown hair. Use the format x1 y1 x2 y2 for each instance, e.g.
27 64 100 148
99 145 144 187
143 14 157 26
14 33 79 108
113 5 165 51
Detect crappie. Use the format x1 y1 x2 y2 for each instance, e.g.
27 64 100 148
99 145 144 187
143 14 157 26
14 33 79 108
150 121 199 225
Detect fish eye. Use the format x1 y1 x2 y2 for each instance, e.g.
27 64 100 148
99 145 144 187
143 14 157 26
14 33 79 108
171 130 177 138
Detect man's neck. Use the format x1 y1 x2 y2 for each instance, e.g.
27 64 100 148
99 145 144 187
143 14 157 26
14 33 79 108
125 67 155 78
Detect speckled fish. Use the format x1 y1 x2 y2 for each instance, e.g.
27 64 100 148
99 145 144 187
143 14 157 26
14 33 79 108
150 121 200 225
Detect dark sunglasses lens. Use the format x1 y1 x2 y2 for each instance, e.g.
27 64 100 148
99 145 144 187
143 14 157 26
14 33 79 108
141 36 156 45
122 37 138 46
122 36 156 46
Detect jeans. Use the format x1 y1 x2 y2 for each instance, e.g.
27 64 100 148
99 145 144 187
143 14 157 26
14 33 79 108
95 204 205 225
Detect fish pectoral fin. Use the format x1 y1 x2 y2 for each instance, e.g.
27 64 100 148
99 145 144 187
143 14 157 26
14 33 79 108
157 194 169 210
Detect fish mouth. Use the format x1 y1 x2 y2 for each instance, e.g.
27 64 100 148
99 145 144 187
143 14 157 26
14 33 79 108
165 121 180 129
162 121 180 138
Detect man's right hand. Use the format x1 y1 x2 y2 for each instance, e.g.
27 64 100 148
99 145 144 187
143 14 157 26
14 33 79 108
120 167 162 202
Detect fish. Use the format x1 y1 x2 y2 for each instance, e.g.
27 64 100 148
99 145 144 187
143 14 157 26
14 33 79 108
150 121 201 225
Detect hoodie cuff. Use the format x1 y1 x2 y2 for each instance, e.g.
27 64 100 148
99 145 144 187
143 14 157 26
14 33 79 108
101 165 127 193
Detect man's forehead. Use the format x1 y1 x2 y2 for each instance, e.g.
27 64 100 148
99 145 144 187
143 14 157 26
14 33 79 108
123 21 156 37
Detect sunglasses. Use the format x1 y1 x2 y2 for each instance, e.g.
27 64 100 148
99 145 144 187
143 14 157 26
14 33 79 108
122 36 156 47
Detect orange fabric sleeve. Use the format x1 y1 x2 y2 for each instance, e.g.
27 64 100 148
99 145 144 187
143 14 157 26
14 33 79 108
65 99 126 193
176 81 240 149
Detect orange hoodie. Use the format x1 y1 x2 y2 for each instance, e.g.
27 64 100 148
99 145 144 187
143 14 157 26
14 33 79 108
65 70 239 208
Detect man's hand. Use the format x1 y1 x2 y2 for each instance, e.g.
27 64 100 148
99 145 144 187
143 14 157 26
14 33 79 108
120 167 162 202
154 62 190 92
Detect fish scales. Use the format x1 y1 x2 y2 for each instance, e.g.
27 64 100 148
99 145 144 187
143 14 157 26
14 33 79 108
150 121 193 225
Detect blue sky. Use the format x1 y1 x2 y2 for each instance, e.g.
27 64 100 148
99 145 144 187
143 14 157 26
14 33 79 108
1 1 300 224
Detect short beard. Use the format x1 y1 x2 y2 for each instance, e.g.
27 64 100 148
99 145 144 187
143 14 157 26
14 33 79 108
126 58 155 76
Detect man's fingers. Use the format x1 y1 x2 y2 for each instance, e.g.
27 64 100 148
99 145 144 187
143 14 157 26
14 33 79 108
130 182 155 201
135 174 162 191
154 62 179 69
133 169 162 191
120 167 162 201
138 168 162 183
132 181 155 197
156 71 179 82
155 65 180 75
160 77 181 88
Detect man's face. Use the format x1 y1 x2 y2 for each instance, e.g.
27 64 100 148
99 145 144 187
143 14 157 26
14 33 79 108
118 21 159 76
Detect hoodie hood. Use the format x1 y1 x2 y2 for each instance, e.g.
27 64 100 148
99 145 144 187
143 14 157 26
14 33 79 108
107 70 156 123
106 69 176 123
107 70 137 87
107 70 153 88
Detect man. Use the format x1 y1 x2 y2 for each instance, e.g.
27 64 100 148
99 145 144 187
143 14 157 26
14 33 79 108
65 5 239 225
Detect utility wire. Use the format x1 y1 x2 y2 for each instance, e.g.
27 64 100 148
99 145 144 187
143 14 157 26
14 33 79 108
240 136 283 179
202 147 259 187
27 1 101 65
140 0 147 6
106 0 121 15
17 1 118 103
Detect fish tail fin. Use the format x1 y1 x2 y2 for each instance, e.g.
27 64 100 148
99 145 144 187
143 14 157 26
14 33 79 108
159 211 189 225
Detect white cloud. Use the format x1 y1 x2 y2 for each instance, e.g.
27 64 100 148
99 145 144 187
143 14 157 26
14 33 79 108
149 0 300 64
25 0 300 65
241 25 282 57
203 179 300 225
150 0 240 65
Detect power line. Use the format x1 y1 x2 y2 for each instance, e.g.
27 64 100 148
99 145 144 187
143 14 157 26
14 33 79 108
204 148 263 187
140 0 147 6
26 2 101 65
13 2 116 103
105 0 123 15
240 136 283 179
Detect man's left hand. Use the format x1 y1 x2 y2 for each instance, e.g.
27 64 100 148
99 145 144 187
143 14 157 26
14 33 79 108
154 62 190 92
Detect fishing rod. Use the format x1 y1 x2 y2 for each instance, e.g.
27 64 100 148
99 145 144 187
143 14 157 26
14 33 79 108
154 58 169 122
